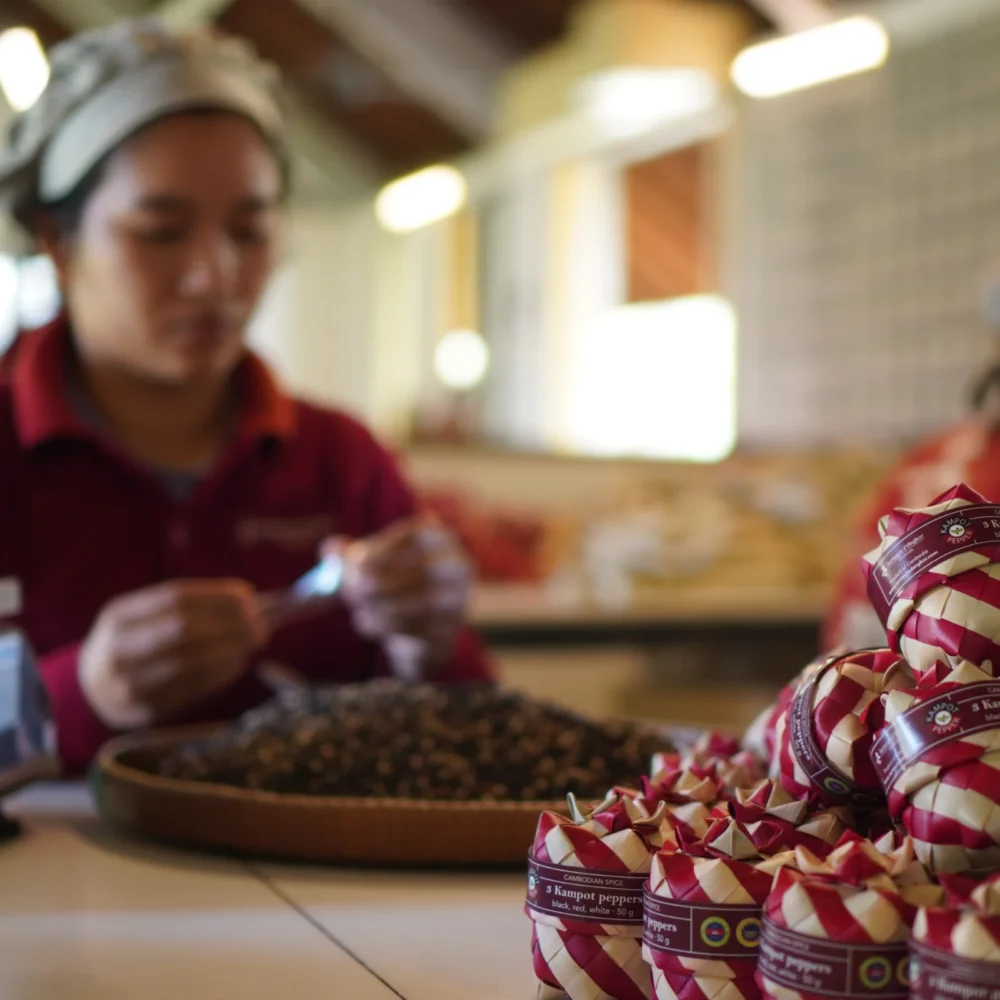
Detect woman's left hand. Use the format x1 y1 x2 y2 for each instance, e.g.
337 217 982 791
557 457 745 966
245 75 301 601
327 516 473 679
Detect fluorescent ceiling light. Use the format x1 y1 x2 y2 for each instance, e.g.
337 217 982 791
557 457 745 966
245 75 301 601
375 165 467 234
0 27 50 112
434 328 490 392
731 15 889 99
577 68 720 139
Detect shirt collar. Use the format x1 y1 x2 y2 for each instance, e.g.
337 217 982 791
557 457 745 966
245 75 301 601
10 316 297 449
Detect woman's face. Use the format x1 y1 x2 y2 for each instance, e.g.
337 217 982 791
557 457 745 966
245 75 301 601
48 112 285 385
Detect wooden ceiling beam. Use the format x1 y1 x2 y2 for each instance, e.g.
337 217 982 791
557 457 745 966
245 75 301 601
295 0 512 140
0 0 69 45
220 0 469 173
741 0 834 32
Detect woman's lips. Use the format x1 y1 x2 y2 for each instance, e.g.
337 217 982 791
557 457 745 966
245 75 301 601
170 314 239 342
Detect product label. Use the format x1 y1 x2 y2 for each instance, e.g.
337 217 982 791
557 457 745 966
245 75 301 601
788 659 883 809
758 918 909 999
871 680 1000 791
526 855 646 926
866 503 1000 624
643 893 763 959
910 940 1000 1000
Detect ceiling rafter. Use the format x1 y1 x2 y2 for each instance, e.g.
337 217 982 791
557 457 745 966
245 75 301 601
219 0 470 172
741 0 834 32
295 0 513 140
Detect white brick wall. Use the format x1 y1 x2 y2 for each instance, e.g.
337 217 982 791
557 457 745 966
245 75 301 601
732 10 1000 449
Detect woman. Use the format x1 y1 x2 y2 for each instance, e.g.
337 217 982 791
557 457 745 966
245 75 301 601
0 19 490 774
824 363 1000 651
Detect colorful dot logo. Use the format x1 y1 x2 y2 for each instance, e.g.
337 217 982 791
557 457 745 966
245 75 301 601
823 776 850 797
700 917 731 949
736 918 762 948
859 956 892 990
527 873 538 897
897 957 911 988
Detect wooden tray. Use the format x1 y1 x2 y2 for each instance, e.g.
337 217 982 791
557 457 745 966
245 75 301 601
92 726 569 867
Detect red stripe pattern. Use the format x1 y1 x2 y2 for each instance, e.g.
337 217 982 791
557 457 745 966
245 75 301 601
528 793 671 1000
731 781 851 859
757 834 942 1000
877 661 1000 873
911 873 1000 988
767 650 907 808
644 819 796 1000
862 484 1000 682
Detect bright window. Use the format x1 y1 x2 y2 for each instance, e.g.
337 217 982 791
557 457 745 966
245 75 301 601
558 294 737 462
0 253 61 355
0 254 17 353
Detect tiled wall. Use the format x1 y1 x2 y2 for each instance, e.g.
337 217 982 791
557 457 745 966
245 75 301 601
732 10 1000 449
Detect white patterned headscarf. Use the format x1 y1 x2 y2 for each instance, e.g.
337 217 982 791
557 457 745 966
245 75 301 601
0 18 289 235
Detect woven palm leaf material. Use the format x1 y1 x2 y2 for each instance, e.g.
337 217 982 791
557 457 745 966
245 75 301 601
871 660 1000 874
769 649 907 812
642 816 807 1000
613 781 718 846
744 689 795 773
731 781 852 860
910 872 1000 1000
651 741 764 803
757 834 943 1000
862 484 1000 682
527 793 670 1000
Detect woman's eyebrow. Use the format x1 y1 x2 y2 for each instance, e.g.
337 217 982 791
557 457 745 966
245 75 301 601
131 194 280 213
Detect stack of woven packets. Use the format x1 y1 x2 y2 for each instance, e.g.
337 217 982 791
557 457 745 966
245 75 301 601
526 484 1000 1000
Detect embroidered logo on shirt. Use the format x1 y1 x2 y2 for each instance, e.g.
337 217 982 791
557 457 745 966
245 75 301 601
236 516 333 551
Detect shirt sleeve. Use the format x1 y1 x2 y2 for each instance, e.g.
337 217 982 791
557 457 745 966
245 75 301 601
34 642 118 775
355 428 494 684
0 402 117 776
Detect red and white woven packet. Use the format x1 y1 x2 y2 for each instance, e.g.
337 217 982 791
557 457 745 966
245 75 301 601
862 484 1000 681
910 872 1000 999
871 660 1000 874
732 780 852 860
642 815 812 1000
652 736 764 803
769 649 907 811
638 760 728 842
527 793 670 1000
756 835 942 1000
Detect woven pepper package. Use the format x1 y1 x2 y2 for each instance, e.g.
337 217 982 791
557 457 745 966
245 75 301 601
527 793 670 1000
732 781 851 860
767 649 907 812
756 834 942 1000
642 814 813 1000
862 484 1000 681
910 872 1000 1000
871 659 1000 874
637 759 729 842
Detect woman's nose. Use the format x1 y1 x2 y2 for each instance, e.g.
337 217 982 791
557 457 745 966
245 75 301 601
178 231 237 297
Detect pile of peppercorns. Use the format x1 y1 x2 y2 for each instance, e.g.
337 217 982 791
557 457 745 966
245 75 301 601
153 682 673 801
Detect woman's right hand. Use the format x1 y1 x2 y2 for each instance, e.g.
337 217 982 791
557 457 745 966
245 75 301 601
78 579 269 729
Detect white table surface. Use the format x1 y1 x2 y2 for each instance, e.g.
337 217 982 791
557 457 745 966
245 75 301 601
0 784 534 1000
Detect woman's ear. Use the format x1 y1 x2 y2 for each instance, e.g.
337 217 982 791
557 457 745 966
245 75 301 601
31 213 70 289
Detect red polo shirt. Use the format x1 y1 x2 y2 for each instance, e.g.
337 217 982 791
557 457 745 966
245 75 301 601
0 320 491 773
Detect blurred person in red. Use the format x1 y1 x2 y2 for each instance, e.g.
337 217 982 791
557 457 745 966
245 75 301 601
824 287 1000 651
0 19 490 773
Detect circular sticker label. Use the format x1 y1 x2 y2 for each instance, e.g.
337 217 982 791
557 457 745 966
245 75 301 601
860 956 892 990
896 957 910 988
736 917 762 948
823 775 850 797
700 917 732 949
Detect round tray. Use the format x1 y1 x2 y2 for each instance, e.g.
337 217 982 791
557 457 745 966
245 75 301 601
93 726 569 867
